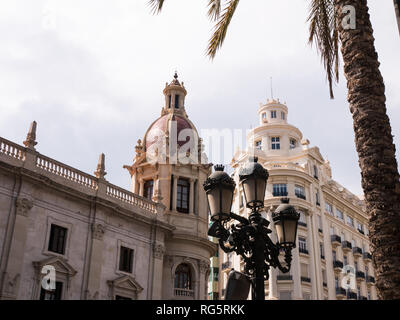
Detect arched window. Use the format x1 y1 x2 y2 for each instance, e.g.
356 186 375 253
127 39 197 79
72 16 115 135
174 264 192 290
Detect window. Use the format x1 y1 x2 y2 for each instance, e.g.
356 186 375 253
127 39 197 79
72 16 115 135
336 209 344 221
48 225 67 255
357 286 361 299
357 222 364 233
320 243 325 259
281 112 285 120
168 95 171 108
271 137 280 150
355 261 359 273
143 180 154 201
313 165 318 179
290 138 297 149
279 291 292 300
303 293 311 300
273 184 287 197
335 276 339 289
332 250 337 261
367 291 371 300
365 266 369 278
40 281 63 300
347 216 354 228
255 140 262 150
262 112 267 120
325 202 333 215
177 178 190 213
174 95 180 108
295 185 306 200
239 193 244 208
343 255 348 267
119 246 134 273
174 264 192 290
298 210 307 226
271 111 277 118
315 190 320 206
317 215 323 231
299 237 307 254
300 263 309 279
330 226 335 235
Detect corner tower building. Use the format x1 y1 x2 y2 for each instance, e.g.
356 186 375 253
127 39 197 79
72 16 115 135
221 99 378 300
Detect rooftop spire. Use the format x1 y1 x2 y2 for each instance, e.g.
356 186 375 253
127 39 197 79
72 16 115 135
23 121 38 150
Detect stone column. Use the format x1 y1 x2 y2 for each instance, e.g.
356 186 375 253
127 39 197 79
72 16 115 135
268 268 278 300
292 243 302 300
0 198 33 299
189 179 195 214
307 213 319 299
198 260 210 300
139 179 144 197
85 223 105 300
151 244 165 300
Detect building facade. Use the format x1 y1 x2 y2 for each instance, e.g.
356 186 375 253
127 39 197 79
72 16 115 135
0 74 216 300
219 99 377 300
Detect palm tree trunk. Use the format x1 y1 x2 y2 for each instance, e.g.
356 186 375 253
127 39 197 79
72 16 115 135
335 0 400 299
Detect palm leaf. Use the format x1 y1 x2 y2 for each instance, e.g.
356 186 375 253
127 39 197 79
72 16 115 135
207 0 240 59
148 0 165 14
307 0 339 99
207 0 222 21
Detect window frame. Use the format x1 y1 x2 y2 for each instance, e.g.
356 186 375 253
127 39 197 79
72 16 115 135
271 137 281 150
176 178 190 213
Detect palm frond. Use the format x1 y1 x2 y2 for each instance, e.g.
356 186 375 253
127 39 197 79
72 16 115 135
148 0 165 15
207 0 222 21
307 0 339 99
207 0 240 59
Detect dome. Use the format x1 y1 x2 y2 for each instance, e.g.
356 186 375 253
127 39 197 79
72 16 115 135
144 113 196 150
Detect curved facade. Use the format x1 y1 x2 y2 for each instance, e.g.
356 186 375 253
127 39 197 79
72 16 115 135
221 99 377 300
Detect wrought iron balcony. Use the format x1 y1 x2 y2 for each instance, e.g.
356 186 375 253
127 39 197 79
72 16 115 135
366 276 376 284
353 247 363 257
331 235 341 247
347 291 357 300
277 275 293 281
356 271 365 280
273 191 288 197
363 252 372 261
299 248 309 255
336 287 346 297
301 276 311 283
295 193 306 200
342 241 352 252
333 260 343 271
174 288 194 297
298 221 307 228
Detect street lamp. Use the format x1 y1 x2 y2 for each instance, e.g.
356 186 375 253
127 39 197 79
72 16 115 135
204 156 300 300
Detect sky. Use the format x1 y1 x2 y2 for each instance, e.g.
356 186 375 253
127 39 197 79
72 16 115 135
0 0 399 196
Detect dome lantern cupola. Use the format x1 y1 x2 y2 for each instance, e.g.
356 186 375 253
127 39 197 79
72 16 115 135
258 98 288 125
162 72 187 116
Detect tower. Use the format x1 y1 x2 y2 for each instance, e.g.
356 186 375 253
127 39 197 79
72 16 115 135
124 73 216 300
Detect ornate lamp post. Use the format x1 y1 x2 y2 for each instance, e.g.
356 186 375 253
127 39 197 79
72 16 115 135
204 157 300 300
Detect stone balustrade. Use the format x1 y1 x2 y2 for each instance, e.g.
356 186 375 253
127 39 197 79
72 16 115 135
0 135 160 215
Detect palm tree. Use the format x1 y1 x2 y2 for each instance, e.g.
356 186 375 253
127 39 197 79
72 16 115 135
149 0 400 299
395 0 400 35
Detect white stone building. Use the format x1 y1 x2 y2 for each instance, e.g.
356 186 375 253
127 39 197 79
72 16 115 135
220 99 378 300
0 74 216 300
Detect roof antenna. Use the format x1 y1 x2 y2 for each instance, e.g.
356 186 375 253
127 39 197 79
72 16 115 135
270 77 274 100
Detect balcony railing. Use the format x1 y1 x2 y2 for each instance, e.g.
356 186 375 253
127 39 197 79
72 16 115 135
221 261 232 270
333 260 344 270
273 191 288 197
363 252 372 261
353 247 363 256
295 193 306 200
299 248 309 255
174 288 194 297
336 287 346 296
298 221 307 228
331 235 341 246
342 241 352 251
301 277 311 283
277 275 293 281
356 271 365 280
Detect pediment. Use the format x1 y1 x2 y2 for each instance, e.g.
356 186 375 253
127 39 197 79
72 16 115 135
32 255 77 276
308 147 325 162
107 275 143 293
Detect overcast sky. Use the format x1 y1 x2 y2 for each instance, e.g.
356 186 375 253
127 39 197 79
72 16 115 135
0 0 399 196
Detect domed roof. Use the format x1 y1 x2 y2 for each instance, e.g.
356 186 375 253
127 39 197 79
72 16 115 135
144 113 196 150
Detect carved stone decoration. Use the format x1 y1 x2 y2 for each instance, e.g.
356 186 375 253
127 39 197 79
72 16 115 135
3 273 20 297
94 153 107 179
199 260 210 274
23 121 38 149
15 198 33 217
153 243 165 260
92 223 105 240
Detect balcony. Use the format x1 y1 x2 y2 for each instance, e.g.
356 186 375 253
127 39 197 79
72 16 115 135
174 288 194 298
336 287 346 299
273 191 288 197
363 252 372 262
366 276 376 285
347 291 357 300
353 247 363 257
333 260 344 272
221 261 232 271
301 277 311 283
356 271 365 281
342 241 352 252
277 275 293 281
331 235 341 247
